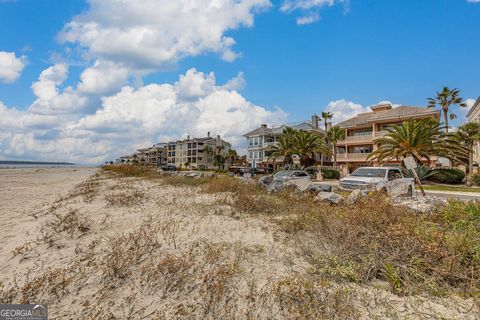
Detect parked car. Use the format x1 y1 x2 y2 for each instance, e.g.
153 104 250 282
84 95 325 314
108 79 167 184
159 164 177 171
273 170 312 182
339 167 414 196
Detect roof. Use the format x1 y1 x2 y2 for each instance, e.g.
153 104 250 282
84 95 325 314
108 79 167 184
466 97 480 119
243 126 273 137
243 122 324 137
337 105 440 128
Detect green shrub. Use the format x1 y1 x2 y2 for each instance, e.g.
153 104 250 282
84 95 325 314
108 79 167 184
321 168 341 180
472 174 480 186
427 168 465 184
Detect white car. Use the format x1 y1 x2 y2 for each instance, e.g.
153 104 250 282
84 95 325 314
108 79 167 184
273 170 312 181
340 167 414 197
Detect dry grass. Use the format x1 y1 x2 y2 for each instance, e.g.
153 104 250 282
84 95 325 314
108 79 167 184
102 164 158 178
3 170 478 318
161 175 480 299
104 189 147 207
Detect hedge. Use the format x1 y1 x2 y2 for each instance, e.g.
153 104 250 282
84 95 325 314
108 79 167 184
321 168 341 180
426 168 465 184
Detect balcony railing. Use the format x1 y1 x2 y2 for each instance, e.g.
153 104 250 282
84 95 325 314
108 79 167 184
337 153 371 160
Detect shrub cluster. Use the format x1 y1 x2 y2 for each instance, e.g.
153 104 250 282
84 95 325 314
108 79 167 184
472 174 480 186
321 168 341 180
427 168 465 184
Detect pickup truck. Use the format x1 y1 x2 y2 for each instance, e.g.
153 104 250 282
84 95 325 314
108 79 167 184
339 167 414 197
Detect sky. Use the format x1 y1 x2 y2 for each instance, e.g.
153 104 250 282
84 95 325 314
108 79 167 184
0 0 479 164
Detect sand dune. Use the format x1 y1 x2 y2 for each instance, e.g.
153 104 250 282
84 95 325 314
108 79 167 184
0 167 477 319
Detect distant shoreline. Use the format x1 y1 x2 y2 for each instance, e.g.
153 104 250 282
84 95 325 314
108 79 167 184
0 160 75 166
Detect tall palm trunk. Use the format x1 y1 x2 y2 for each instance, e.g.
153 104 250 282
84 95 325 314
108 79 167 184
443 106 449 133
332 143 337 166
469 143 474 175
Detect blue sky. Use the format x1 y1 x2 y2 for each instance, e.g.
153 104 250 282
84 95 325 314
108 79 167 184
0 0 479 163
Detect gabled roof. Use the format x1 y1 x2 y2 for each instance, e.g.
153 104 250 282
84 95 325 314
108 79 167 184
243 126 273 137
243 122 324 137
337 105 440 128
466 97 480 119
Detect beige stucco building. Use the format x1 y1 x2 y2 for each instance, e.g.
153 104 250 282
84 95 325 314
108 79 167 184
335 103 441 171
466 97 480 165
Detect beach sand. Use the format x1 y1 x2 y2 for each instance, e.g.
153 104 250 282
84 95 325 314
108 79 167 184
0 167 477 319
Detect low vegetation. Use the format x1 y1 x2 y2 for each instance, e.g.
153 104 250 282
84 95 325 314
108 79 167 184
2 169 478 319
158 174 480 299
102 164 158 178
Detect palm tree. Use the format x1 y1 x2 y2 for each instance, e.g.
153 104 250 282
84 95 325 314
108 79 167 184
226 149 238 165
455 122 480 175
428 87 467 133
291 130 331 167
367 118 467 164
271 133 295 165
326 126 346 166
321 111 334 132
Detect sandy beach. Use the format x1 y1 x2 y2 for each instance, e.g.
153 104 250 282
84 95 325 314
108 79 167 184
0 167 478 319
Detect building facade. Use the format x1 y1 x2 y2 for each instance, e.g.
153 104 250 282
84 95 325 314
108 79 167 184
335 103 441 171
147 143 167 166
166 133 231 169
466 97 480 165
243 115 325 170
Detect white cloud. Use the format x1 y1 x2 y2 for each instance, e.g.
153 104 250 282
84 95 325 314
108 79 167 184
0 51 26 83
29 64 88 115
221 72 246 91
58 0 271 71
77 60 129 95
0 69 286 164
296 13 320 25
467 0 480 3
281 0 346 25
324 99 369 124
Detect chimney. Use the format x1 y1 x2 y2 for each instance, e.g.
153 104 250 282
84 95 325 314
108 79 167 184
311 115 319 129
207 131 211 138
187 134 190 140
326 122 332 131
216 135 221 146
261 124 267 128
371 103 392 112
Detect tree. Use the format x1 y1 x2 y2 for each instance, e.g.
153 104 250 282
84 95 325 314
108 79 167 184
326 126 346 166
428 87 467 133
291 130 331 167
226 149 238 166
321 111 334 132
367 118 467 164
213 154 226 170
271 134 294 165
455 122 480 175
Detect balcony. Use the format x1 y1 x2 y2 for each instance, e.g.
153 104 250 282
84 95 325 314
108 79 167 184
336 153 371 161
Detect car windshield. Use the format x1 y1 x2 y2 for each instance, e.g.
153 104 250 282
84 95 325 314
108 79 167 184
351 168 386 178
273 170 291 178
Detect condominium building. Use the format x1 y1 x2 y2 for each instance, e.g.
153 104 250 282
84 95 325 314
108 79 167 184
166 132 231 169
466 97 480 165
147 143 167 166
335 103 441 171
243 115 325 170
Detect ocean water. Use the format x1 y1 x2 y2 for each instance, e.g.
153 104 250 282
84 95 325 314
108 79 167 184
0 164 78 169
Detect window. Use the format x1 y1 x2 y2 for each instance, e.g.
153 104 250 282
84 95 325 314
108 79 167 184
387 169 402 181
350 146 373 154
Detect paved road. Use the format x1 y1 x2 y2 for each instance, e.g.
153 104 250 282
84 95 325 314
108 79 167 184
315 180 480 201
422 190 480 201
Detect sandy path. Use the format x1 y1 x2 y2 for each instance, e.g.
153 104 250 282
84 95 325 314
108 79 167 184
0 167 96 279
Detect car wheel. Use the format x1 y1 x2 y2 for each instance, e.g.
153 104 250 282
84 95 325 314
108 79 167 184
407 186 413 197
